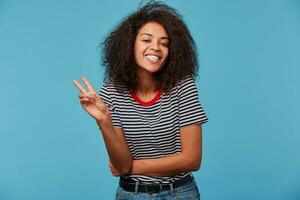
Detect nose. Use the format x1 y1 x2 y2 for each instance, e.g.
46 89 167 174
150 41 160 51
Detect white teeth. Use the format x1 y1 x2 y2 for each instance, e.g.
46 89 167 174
146 55 160 61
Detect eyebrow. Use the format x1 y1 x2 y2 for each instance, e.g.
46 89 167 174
139 33 169 40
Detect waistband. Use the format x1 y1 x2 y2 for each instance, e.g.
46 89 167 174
119 174 194 194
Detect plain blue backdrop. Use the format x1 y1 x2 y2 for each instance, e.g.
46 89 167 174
0 0 299 199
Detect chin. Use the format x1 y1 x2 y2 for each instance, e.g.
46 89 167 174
143 65 164 73
137 56 167 72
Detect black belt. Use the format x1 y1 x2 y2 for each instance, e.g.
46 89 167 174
119 175 193 194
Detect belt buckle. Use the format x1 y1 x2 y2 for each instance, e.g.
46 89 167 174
144 182 163 194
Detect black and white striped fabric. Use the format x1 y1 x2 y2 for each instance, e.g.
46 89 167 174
99 76 208 184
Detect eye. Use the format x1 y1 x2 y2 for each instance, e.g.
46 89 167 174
160 41 169 47
142 39 150 43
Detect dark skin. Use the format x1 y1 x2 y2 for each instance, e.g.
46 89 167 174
109 124 203 177
73 77 132 174
73 77 202 177
73 22 203 177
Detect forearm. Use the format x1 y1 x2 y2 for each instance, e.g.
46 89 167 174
97 120 132 174
131 153 200 176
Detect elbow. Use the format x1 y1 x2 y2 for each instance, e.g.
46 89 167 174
118 158 133 175
191 160 201 171
186 156 202 172
119 163 132 175
119 169 130 176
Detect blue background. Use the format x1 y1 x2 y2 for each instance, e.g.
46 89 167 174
0 0 299 199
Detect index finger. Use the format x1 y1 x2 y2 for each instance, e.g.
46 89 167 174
73 80 88 94
81 77 96 93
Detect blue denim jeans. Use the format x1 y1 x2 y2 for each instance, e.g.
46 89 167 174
115 178 200 200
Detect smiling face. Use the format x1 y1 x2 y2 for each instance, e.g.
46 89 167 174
134 22 169 75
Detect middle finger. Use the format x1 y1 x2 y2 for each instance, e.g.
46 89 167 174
73 80 88 94
81 77 96 94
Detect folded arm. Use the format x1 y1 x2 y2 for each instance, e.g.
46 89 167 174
73 77 132 174
99 121 132 175
110 124 202 176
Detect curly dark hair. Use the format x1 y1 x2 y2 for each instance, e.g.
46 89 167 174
101 0 199 92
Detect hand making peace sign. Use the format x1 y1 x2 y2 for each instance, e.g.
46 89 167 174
73 77 111 123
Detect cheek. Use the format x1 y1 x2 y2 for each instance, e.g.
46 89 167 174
134 46 147 65
134 43 147 57
163 49 169 60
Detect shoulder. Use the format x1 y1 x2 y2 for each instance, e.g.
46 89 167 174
177 76 196 87
99 81 129 103
100 81 127 93
100 81 117 91
171 76 197 94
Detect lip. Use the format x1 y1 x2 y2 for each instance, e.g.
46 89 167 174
144 56 161 64
145 53 162 59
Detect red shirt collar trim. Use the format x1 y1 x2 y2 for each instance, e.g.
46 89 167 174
130 89 162 106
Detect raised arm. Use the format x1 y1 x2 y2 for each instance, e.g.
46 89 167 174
73 77 132 174
110 124 202 177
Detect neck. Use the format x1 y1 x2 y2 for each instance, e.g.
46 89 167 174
136 68 157 97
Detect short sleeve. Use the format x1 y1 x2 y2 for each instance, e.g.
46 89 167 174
98 83 122 128
178 77 208 127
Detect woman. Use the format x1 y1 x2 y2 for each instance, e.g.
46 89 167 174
73 1 208 199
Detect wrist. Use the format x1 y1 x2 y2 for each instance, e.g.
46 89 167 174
131 160 142 175
96 118 113 131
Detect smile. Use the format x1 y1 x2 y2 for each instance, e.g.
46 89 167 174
145 55 161 63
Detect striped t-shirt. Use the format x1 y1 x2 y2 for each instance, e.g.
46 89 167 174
99 76 208 184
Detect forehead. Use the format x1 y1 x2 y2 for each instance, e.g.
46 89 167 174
137 22 168 38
